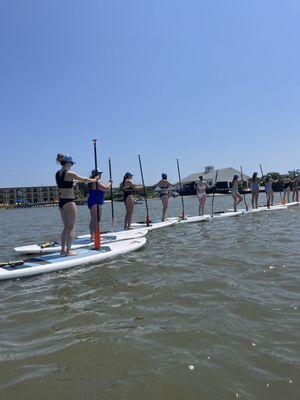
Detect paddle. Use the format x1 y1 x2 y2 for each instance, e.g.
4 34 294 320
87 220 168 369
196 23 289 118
211 169 219 217
0 260 24 268
138 155 150 226
93 139 101 249
108 157 115 231
176 158 185 220
240 165 248 211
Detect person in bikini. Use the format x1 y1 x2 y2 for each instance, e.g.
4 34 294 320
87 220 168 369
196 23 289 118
283 175 293 204
122 172 142 230
250 172 261 209
195 175 214 216
231 175 244 212
56 154 99 256
291 173 299 202
264 175 278 207
157 173 175 221
87 169 112 240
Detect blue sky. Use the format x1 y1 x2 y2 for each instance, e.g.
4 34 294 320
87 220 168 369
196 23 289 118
0 0 299 187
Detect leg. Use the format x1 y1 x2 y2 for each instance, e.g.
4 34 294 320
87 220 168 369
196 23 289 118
255 190 259 208
124 196 134 229
270 191 274 206
161 195 168 221
197 196 201 216
200 195 206 215
233 194 237 212
236 193 243 208
90 204 102 239
59 207 68 255
63 202 77 255
266 192 270 208
251 192 255 209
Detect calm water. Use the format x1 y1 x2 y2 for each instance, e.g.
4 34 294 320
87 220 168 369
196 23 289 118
0 195 299 400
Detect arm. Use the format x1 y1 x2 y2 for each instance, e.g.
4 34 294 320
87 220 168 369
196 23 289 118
206 181 215 189
97 181 112 191
126 179 143 190
67 171 99 183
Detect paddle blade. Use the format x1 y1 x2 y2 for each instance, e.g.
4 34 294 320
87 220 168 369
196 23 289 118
94 225 101 250
146 213 150 227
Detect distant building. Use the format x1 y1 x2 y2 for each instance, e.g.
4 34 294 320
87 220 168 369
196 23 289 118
179 166 251 194
0 185 82 206
288 169 300 176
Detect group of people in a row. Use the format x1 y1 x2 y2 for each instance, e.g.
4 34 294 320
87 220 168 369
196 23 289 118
231 172 298 211
55 154 298 255
55 154 177 255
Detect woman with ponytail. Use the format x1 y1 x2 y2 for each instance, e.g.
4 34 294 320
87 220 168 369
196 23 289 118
56 154 99 256
122 172 142 230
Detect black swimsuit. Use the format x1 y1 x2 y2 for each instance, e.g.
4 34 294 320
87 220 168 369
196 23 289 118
55 170 75 209
123 187 134 202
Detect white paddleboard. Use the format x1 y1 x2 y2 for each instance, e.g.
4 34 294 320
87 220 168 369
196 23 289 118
212 211 243 219
284 202 299 207
14 229 148 255
167 215 211 224
227 205 287 213
2 237 147 281
130 219 177 230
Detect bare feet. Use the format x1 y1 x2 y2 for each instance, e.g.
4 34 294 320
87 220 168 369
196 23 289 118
65 251 78 256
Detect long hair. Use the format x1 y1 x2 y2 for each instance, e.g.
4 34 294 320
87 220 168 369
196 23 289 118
252 172 257 182
122 175 127 189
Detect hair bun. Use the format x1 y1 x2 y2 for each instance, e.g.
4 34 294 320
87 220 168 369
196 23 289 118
56 153 64 163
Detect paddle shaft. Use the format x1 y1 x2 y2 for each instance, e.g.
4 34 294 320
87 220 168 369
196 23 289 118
93 139 101 248
211 170 219 216
176 159 185 219
108 157 115 229
240 165 248 211
259 163 269 206
138 155 150 225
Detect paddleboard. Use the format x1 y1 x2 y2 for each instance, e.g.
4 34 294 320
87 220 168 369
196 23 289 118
130 219 177 230
1 237 147 281
227 205 287 213
14 229 148 255
284 202 299 207
212 211 243 219
167 215 211 224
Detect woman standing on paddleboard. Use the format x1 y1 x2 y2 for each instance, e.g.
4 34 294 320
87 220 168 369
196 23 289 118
122 172 141 230
195 175 214 216
250 172 260 209
87 169 112 240
283 175 293 204
231 175 244 212
265 175 278 207
56 154 99 256
292 174 299 202
158 173 175 221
